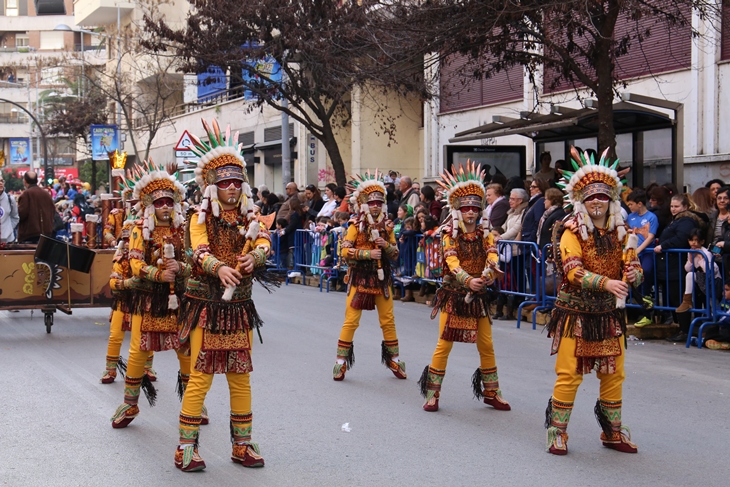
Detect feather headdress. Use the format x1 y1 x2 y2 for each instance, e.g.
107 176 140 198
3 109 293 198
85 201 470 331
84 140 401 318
350 169 387 233
436 160 488 238
184 118 254 225
556 146 627 242
129 158 186 240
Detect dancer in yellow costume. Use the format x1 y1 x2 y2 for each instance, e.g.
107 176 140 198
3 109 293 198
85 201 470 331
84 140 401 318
100 180 157 384
110 159 193 429
546 147 642 455
175 119 273 472
418 161 510 412
333 170 406 381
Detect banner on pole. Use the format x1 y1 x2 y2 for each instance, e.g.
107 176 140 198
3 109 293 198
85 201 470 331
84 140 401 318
89 125 118 161
9 138 30 165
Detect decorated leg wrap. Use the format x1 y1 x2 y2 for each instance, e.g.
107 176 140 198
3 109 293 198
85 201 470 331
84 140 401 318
381 340 407 379
110 375 143 428
101 355 120 384
230 412 264 468
144 354 157 382
595 399 637 453
418 365 444 411
175 414 206 472
471 367 510 410
545 397 572 455
333 340 354 381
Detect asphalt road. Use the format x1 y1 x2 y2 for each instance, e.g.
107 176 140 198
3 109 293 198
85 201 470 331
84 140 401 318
1 284 728 486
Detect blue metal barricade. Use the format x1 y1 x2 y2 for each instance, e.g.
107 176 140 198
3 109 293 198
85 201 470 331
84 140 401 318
286 228 346 292
495 240 541 329
267 232 287 272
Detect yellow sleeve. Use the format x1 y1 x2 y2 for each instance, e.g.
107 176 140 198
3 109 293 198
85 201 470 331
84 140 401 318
560 228 608 291
128 225 164 282
250 222 271 267
109 259 124 290
485 232 499 266
340 224 374 261
442 233 472 287
385 227 399 260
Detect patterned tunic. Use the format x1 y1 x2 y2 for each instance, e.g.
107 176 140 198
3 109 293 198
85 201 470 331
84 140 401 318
128 223 190 351
340 218 399 310
431 228 498 343
547 222 643 374
180 209 270 374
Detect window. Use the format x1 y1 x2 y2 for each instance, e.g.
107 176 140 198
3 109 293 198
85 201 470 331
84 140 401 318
15 35 29 48
5 0 19 16
40 32 65 51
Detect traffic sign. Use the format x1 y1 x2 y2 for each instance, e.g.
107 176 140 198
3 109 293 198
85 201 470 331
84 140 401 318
174 130 199 158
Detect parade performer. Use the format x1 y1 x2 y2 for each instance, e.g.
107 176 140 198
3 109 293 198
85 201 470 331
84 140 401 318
100 178 157 384
545 147 642 455
175 119 273 472
417 162 509 412
333 170 406 381
110 159 193 428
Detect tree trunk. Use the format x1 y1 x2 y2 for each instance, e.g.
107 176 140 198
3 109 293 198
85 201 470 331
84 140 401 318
320 119 347 187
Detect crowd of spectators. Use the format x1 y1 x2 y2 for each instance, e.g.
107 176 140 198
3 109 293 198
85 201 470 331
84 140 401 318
4 157 730 349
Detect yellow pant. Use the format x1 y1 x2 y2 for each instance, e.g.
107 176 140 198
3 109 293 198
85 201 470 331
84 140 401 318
126 314 188 378
181 326 252 417
106 309 125 357
430 313 496 370
552 336 625 404
339 288 397 342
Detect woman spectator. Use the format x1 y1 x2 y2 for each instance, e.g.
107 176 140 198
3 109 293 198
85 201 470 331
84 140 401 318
303 184 324 223
280 197 305 269
419 185 443 220
711 187 730 251
493 188 529 320
537 188 566 250
654 194 703 324
693 187 717 220
706 179 725 202
260 193 280 217
521 179 548 244
317 183 339 219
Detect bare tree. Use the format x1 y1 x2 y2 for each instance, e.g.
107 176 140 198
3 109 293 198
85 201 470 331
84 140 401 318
142 0 420 187
371 0 719 155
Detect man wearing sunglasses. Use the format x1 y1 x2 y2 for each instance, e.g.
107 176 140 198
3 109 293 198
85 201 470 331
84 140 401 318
545 148 642 456
175 119 272 472
333 170 406 382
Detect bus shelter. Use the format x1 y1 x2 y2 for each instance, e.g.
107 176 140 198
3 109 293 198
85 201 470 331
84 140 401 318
448 99 680 189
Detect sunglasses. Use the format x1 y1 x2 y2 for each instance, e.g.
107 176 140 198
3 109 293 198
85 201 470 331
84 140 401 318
584 194 610 203
153 197 174 209
367 200 382 207
216 179 243 189
460 206 481 214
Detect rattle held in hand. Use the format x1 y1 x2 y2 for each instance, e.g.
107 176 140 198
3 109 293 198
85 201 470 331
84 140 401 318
222 221 260 301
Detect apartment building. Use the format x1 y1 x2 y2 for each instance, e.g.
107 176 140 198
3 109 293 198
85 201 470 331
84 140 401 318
0 0 105 181
429 4 730 192
73 0 423 193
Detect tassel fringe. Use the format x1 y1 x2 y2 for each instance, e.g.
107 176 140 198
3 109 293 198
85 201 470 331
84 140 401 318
418 365 429 398
116 356 127 377
176 371 184 402
594 399 613 437
471 368 484 400
141 374 157 407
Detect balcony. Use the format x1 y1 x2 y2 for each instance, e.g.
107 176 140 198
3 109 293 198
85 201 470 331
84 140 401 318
0 121 33 138
0 48 107 66
0 83 30 103
74 0 135 27
0 14 76 32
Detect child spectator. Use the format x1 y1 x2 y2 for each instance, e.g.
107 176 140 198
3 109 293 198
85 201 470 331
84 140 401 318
393 204 413 238
627 189 659 327
676 228 720 314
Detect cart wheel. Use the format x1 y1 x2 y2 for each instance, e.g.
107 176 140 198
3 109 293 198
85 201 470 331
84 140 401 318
44 312 53 334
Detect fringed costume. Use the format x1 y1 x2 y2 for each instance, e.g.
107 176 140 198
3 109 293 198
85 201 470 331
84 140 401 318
418 161 510 412
545 147 643 455
101 178 157 384
175 118 270 472
110 159 193 429
333 170 405 381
